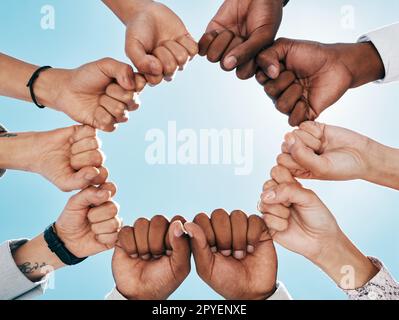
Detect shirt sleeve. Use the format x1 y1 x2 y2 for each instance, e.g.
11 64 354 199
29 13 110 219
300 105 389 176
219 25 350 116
0 239 51 300
105 287 127 300
344 257 399 300
358 23 399 84
0 124 7 178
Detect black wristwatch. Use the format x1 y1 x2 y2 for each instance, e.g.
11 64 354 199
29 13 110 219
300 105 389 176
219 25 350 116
44 223 87 266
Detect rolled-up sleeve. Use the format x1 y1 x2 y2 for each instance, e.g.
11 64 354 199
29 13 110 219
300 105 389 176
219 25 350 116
359 23 399 84
0 240 50 300
0 124 7 178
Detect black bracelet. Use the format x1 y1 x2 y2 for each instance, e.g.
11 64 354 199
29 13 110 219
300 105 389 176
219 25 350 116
44 223 87 266
26 66 52 109
283 0 290 6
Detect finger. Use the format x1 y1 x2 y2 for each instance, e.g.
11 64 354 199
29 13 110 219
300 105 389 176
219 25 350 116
70 150 105 170
263 214 289 232
177 34 199 58
198 31 219 56
149 215 169 257
293 129 322 152
99 95 129 123
91 216 122 234
256 38 292 79
262 179 278 191
91 168 110 188
258 202 290 219
168 221 191 279
71 136 102 155
105 83 139 109
118 226 138 257
276 153 305 171
211 209 232 256
135 73 147 93
70 125 96 143
207 30 235 63
275 83 303 115
63 166 101 192
133 218 151 259
93 107 118 132
236 59 257 80
270 165 296 184
98 181 117 197
96 232 119 247
96 58 136 90
165 215 187 253
193 213 216 252
247 215 267 253
126 39 163 75
299 121 324 140
163 41 190 70
66 186 111 211
154 46 178 79
220 36 244 71
230 210 248 260
145 73 164 86
262 182 317 207
264 71 296 100
256 70 269 85
184 222 213 280
289 100 309 127
88 201 119 223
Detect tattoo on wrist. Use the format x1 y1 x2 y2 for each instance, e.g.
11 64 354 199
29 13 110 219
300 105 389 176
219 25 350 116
18 262 47 275
0 133 17 138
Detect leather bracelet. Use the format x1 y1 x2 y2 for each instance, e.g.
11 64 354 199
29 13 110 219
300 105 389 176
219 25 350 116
26 66 52 109
283 0 290 6
44 223 87 266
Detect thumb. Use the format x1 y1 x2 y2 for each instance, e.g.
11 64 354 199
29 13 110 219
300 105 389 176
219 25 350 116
112 245 131 265
223 29 274 70
125 38 163 76
168 221 191 276
256 38 292 79
262 182 316 208
184 222 213 280
62 167 100 192
66 186 112 212
97 58 136 91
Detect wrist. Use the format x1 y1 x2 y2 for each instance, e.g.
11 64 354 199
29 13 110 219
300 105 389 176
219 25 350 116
313 231 378 290
103 0 154 24
337 42 384 88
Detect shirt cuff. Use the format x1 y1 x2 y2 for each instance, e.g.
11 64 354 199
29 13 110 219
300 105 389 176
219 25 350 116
358 23 399 84
0 124 7 178
105 287 128 300
266 282 292 300
344 257 399 300
0 239 50 300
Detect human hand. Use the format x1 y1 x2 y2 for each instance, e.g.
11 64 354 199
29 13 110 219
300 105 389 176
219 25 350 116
112 215 190 300
55 182 121 258
256 39 385 126
29 125 107 192
40 58 146 132
185 209 277 300
258 166 378 288
199 0 284 79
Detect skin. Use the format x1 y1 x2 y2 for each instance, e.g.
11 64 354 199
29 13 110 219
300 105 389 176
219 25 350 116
112 215 190 300
0 54 145 132
13 183 121 282
185 209 277 300
256 39 385 126
0 125 107 192
277 121 399 190
199 0 284 79
258 166 378 289
103 0 198 85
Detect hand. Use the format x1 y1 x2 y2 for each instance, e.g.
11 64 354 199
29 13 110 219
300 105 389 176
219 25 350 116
256 39 385 126
56 182 122 258
199 0 284 79
184 209 277 300
112 215 191 300
277 121 371 181
31 125 107 192
42 58 146 132
258 166 378 289
114 0 198 85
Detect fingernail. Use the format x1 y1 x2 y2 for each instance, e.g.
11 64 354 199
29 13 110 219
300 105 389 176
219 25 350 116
285 134 296 146
164 76 173 82
211 246 217 253
153 254 162 259
174 223 184 238
221 249 232 257
166 250 173 256
233 250 245 260
130 254 138 259
247 245 255 253
267 65 279 79
264 191 276 201
148 83 156 88
141 254 151 260
96 190 108 197
150 61 159 74
187 231 193 238
85 172 98 180
223 56 238 69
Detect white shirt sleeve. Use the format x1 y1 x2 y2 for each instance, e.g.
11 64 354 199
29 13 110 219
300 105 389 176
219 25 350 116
358 23 399 84
0 239 51 300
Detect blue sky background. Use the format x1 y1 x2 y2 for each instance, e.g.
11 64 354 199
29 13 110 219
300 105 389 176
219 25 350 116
0 0 398 300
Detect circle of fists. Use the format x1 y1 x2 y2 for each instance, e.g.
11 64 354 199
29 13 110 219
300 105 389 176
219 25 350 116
113 209 278 300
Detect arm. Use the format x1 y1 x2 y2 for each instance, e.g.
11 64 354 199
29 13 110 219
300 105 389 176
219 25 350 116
102 0 148 24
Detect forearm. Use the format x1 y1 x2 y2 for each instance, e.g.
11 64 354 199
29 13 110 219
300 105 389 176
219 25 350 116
102 0 152 24
313 231 378 290
12 234 64 282
362 139 399 190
